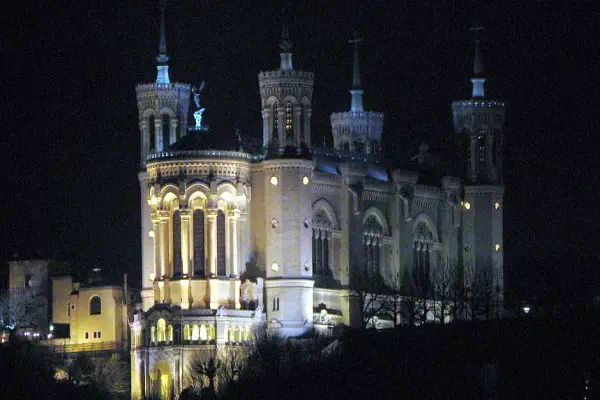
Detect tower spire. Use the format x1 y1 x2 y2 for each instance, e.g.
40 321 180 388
470 24 485 98
279 4 293 70
156 5 170 84
349 31 364 112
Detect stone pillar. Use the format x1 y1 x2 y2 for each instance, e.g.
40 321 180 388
170 118 178 146
152 218 161 279
304 107 312 148
180 210 191 276
277 106 286 152
294 105 302 151
262 108 272 148
140 119 148 159
228 210 239 277
470 135 477 181
180 279 190 310
159 214 169 278
155 119 162 151
206 208 218 277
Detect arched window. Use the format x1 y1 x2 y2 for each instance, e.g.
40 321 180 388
156 318 167 342
208 324 215 340
413 222 434 294
477 134 486 170
148 115 155 151
363 215 383 278
183 324 190 341
299 104 304 139
162 114 170 150
217 210 226 276
172 210 182 276
89 296 102 315
312 209 333 276
272 103 279 141
285 102 293 143
151 326 156 343
200 324 208 341
168 325 173 342
193 209 205 276
191 324 199 341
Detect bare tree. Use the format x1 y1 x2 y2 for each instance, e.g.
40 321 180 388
0 288 47 332
431 262 458 324
382 267 404 327
349 272 387 329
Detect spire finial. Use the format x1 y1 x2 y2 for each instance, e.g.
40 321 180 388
279 3 293 69
349 31 364 112
156 4 170 84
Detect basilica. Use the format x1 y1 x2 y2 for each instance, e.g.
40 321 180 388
130 9 506 398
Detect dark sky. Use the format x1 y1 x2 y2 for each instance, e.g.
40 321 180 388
1 1 598 302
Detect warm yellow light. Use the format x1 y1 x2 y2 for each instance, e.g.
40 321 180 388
270 176 278 185
271 262 279 271
303 176 309 185
495 244 500 252
148 229 155 238
148 272 156 282
464 201 471 210
494 202 500 210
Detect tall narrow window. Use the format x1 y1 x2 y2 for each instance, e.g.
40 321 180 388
193 209 205 276
413 222 433 294
272 103 279 141
478 134 486 170
285 102 293 142
149 115 156 151
217 210 226 276
172 210 182 276
156 318 166 342
313 209 333 277
162 114 170 150
89 296 102 315
363 215 383 278
299 104 304 140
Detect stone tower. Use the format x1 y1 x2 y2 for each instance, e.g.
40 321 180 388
136 8 191 309
254 18 315 336
330 32 384 159
452 25 506 312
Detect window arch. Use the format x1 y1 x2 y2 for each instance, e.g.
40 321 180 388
312 209 333 276
217 210 226 276
156 318 167 342
172 210 182 276
162 114 170 150
193 209 205 276
183 324 190 341
148 115 155 151
363 215 383 277
413 222 434 293
89 296 102 315
191 324 199 341
200 324 208 341
285 102 293 143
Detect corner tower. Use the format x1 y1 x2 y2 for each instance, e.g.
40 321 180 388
452 24 506 313
330 32 384 159
136 7 191 309
258 19 314 156
254 17 315 336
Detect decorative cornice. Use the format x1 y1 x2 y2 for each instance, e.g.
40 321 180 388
252 159 314 173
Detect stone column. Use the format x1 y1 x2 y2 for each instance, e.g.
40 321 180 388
155 119 162 152
152 218 161 279
277 106 286 152
140 119 148 159
228 210 239 277
294 105 302 151
170 119 178 146
159 214 169 278
304 107 312 147
470 135 477 181
206 208 218 277
262 108 272 148
180 210 191 276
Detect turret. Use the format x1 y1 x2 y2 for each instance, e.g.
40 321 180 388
330 32 384 159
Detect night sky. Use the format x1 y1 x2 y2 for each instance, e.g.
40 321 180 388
1 1 598 303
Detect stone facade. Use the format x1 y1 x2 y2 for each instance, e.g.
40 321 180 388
131 13 506 399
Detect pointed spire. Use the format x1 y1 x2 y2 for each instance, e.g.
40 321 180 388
279 3 293 70
349 31 364 112
156 5 170 84
469 5 485 98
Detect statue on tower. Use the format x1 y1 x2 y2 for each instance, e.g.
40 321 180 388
192 81 206 130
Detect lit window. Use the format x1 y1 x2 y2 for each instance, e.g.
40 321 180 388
285 102 293 141
89 296 102 315
464 201 471 210
270 176 278 186
191 324 199 341
200 324 208 341
303 176 309 185
494 202 500 210
271 262 279 271
183 325 190 341
157 318 166 342
495 244 501 252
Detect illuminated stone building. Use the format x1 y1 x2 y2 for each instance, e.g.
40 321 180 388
130 10 506 398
